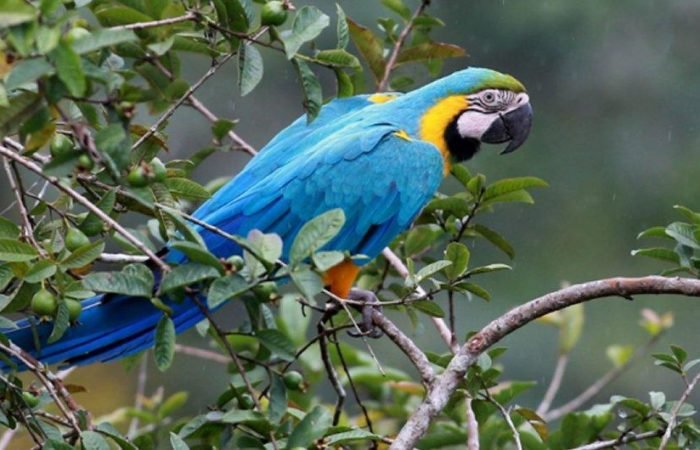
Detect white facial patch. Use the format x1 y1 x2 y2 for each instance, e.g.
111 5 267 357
456 110 499 139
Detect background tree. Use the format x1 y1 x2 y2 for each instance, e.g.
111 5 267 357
0 0 698 449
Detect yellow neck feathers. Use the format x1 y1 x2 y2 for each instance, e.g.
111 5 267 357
419 95 468 176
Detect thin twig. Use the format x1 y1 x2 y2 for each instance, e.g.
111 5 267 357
544 333 661 421
99 253 149 263
112 12 196 30
536 353 568 416
127 355 148 439
382 248 457 352
376 0 430 91
0 145 169 271
3 159 45 256
659 370 700 450
569 429 663 450
482 389 522 450
391 276 700 449
0 429 17 450
318 321 345 426
132 51 236 150
174 344 229 364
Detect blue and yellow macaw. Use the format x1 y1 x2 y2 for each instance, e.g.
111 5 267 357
3 67 532 368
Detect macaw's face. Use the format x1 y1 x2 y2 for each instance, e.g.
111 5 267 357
445 89 533 161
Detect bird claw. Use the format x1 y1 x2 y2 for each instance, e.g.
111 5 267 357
346 288 383 339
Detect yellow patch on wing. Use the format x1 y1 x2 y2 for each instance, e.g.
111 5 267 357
393 130 412 141
368 93 400 104
419 95 468 176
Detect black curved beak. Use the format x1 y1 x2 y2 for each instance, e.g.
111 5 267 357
481 102 533 154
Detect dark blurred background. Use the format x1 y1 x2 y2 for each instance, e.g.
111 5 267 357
8 0 700 431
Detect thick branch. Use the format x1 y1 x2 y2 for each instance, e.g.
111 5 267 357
570 429 663 450
371 310 434 386
390 276 700 449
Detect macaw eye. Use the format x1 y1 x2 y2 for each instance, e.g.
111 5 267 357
483 91 497 104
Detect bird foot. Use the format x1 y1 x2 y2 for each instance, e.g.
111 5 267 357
346 288 383 339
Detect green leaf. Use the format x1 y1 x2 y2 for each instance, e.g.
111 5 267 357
606 344 634 368
335 4 349 49
154 315 175 371
466 263 511 276
256 329 295 361
630 247 680 264
0 216 20 239
315 49 360 68
211 119 236 141
239 44 263 96
292 57 323 121
93 5 153 27
95 423 138 450
52 43 86 97
396 42 466 64
0 92 43 137
80 189 116 236
207 274 249 309
164 178 212 200
637 226 670 240
474 224 515 259
71 29 137 54
248 229 283 264
334 68 354 98
290 268 323 299
665 222 700 249
83 264 154 297
444 242 469 279
48 301 70 344
169 432 190 450
483 176 548 201
0 238 39 262
60 241 105 270
0 0 37 27
454 282 490 301
312 251 345 271
325 429 381 445
282 6 330 58
671 344 688 364
286 405 332 449
347 18 386 81
290 209 345 265
415 260 451 283
5 58 53 91
80 430 111 450
170 241 224 272
674 204 700 224
412 300 444 318
24 260 57 283
158 391 188 418
277 294 311 346
404 224 442 257
559 304 584 353
159 263 220 293
268 375 287 424
381 0 411 19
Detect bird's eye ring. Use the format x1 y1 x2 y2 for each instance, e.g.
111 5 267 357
483 91 496 103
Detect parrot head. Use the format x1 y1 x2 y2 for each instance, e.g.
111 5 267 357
417 67 533 164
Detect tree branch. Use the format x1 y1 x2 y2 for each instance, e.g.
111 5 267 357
0 145 169 272
536 353 568 416
371 309 434 386
112 12 196 30
390 276 700 449
569 429 663 450
377 0 431 92
659 370 700 450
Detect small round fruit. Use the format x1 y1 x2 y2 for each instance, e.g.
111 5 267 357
21 392 40 408
253 282 279 301
31 289 58 317
64 27 90 44
238 393 255 409
127 165 149 187
65 299 83 321
151 157 167 182
227 255 245 271
260 1 287 26
65 227 90 251
283 371 304 391
49 134 73 158
77 153 94 170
